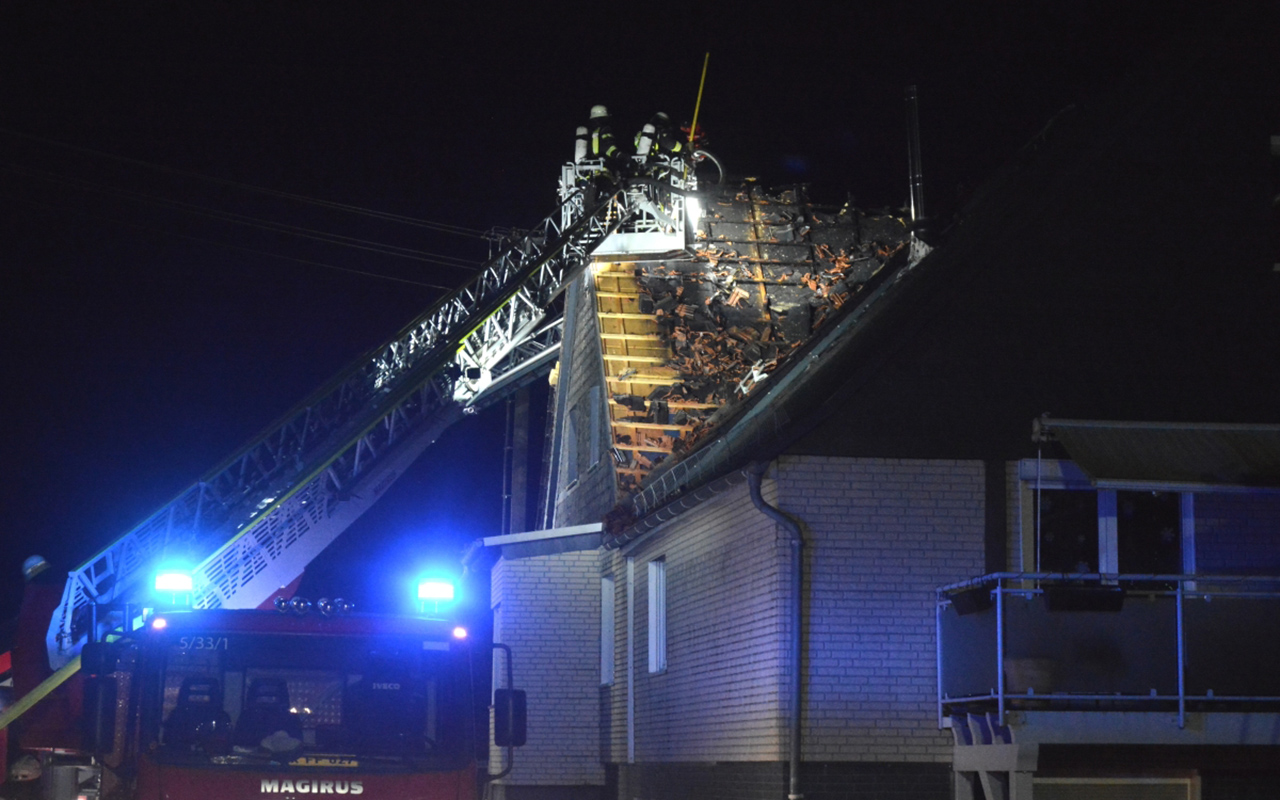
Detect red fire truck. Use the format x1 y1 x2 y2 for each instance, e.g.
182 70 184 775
35 593 525 800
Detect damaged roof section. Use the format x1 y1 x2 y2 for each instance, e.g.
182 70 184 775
595 181 912 500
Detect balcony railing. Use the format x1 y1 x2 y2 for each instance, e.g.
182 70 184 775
937 573 1280 729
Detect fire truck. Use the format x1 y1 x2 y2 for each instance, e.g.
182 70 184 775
56 583 526 800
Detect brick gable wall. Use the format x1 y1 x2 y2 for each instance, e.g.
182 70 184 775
604 481 789 763
775 455 986 762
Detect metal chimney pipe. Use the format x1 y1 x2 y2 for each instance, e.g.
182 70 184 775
905 85 925 224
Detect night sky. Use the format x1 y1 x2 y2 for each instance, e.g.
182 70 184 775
0 2 1217 620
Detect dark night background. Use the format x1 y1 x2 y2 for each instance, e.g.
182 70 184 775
0 2 1223 622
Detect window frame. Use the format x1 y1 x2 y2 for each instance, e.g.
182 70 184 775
646 559 666 674
1018 459 1195 575
601 575 615 686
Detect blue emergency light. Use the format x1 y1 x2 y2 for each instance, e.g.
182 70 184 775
155 571 194 593
416 576 458 616
154 568 194 608
417 580 455 601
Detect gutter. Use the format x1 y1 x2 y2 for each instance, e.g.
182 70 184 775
747 461 804 800
609 469 749 550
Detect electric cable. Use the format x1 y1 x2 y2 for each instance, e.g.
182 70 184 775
10 196 454 291
0 124 490 239
0 162 481 271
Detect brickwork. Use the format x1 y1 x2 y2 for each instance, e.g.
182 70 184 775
1194 492 1280 574
554 276 617 527
774 456 986 763
603 482 789 764
600 550 626 764
1006 460 1024 571
491 550 605 787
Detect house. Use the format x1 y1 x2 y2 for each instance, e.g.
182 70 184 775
479 15 1280 800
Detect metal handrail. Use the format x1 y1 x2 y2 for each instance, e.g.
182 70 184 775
938 571 1280 594
937 572 1280 730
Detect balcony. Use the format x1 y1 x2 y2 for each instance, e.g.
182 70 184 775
937 573 1280 736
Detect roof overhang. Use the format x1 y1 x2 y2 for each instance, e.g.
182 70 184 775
481 523 603 560
1033 417 1280 492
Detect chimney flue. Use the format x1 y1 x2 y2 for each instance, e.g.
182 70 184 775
905 85 926 225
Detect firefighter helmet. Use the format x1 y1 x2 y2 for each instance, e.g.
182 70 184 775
22 554 51 581
589 105 609 119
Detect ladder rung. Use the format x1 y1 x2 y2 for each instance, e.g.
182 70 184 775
602 354 667 364
611 421 697 432
608 374 681 385
609 398 718 410
615 443 675 454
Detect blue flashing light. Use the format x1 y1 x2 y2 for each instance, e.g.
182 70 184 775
151 617 168 631
417 580 455 601
452 626 468 640
155 571 194 593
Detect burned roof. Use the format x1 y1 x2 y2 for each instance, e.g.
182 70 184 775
593 180 915 513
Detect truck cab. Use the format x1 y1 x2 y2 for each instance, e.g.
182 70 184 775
75 604 523 800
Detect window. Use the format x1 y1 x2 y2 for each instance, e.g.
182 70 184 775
1037 489 1100 573
492 603 505 691
1035 488 1185 575
152 631 470 764
564 415 578 486
601 576 615 685
647 559 666 673
1022 460 1190 577
588 385 602 467
565 386 603 488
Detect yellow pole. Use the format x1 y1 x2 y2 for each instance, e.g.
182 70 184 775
688 52 711 144
0 656 82 731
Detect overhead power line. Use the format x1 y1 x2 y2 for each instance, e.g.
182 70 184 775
11 196 455 291
1 162 482 271
0 125 490 240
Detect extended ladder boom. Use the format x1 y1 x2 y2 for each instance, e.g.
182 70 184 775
47 169 692 668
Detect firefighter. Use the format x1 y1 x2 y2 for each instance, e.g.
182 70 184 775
10 556 81 754
581 105 624 209
652 112 685 158
636 112 683 160
587 104 619 164
13 557 58 696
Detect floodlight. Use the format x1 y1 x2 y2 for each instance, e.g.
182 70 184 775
686 197 702 225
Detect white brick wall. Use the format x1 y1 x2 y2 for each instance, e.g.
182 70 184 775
491 550 605 786
505 455 988 780
605 481 790 763
775 456 986 763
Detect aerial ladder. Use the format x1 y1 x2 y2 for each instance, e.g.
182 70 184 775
6 155 702 708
